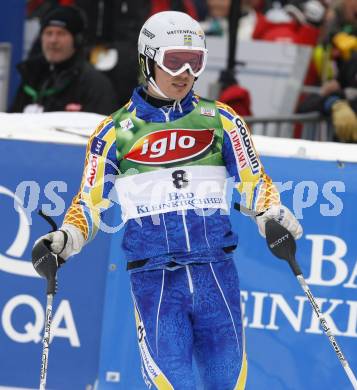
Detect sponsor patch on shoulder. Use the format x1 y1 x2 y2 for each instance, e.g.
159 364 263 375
200 107 215 117
120 118 134 131
90 136 106 156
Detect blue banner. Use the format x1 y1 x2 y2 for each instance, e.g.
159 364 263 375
1 137 356 390
0 139 112 390
0 0 26 108
96 156 357 390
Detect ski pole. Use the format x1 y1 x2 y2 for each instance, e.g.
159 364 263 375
40 279 56 390
265 218 357 390
32 211 60 390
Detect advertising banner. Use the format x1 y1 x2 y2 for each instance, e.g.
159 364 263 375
0 139 111 390
96 155 357 390
0 126 356 390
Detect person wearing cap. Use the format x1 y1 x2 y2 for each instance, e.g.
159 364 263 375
9 5 117 115
32 10 302 389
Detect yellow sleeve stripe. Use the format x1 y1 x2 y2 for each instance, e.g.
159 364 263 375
94 116 114 138
220 115 236 132
216 102 279 212
81 128 117 239
63 117 116 241
216 100 238 117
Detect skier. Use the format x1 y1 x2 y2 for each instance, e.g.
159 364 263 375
32 11 302 389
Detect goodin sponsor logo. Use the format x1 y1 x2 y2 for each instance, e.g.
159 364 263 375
235 117 260 173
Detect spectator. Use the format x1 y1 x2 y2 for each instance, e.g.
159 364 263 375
296 0 357 142
304 0 357 86
25 0 77 59
256 0 327 99
201 0 255 114
27 0 75 18
150 0 199 19
253 0 325 45
9 5 118 115
298 52 357 142
322 0 357 42
218 70 253 116
76 0 148 107
202 0 267 39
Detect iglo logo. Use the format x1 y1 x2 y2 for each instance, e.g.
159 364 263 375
124 128 214 164
0 186 39 278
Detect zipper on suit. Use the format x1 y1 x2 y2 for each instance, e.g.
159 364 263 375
160 107 171 122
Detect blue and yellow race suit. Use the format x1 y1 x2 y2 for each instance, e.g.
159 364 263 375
63 86 280 389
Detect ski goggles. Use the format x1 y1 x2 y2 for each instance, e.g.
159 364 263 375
155 46 208 77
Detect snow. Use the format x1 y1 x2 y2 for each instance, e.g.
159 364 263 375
0 112 104 146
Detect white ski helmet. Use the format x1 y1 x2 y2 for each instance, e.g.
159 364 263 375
138 11 207 98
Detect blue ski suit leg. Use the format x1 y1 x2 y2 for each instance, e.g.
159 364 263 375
130 259 247 389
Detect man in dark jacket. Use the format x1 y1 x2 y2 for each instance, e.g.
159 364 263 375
9 5 118 115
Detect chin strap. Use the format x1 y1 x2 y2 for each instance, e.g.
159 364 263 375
142 55 170 99
148 77 170 99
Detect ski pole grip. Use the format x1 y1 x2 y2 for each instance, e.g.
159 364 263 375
265 219 302 276
46 276 57 295
287 255 302 277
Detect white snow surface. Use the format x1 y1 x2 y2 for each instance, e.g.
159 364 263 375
253 135 357 162
1 112 357 162
0 112 105 145
0 387 38 390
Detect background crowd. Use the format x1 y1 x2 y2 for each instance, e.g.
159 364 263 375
5 0 357 142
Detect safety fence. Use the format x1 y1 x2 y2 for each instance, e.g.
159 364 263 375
245 111 332 141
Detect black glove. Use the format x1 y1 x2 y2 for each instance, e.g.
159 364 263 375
32 238 65 294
